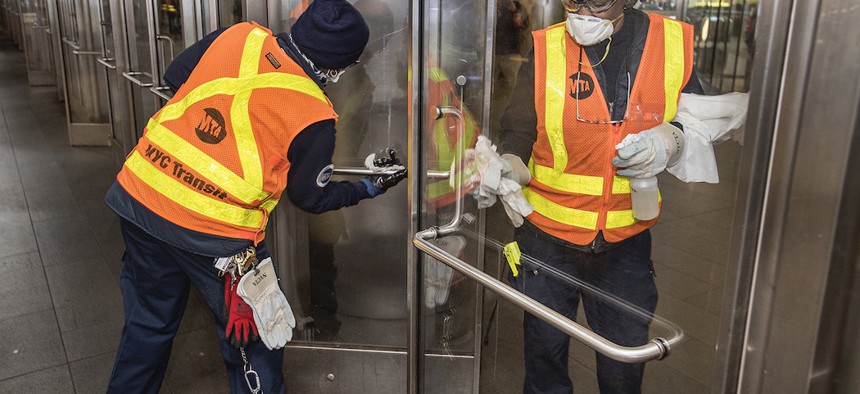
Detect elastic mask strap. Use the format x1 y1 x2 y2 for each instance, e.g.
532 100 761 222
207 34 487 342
579 37 612 67
577 12 623 68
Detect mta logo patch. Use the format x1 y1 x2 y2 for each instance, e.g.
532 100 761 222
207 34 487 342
195 108 227 144
569 72 595 100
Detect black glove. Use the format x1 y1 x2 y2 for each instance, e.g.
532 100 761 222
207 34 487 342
373 148 402 167
367 168 407 195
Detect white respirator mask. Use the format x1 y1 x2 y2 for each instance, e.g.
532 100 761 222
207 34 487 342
565 13 623 46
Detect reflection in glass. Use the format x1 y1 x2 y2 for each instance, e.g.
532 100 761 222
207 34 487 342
280 0 412 349
686 0 758 93
420 0 488 362
218 0 243 26
482 1 756 392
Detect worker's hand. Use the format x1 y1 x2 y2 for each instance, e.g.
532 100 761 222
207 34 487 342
612 123 685 178
237 258 296 350
224 275 259 349
363 169 408 196
500 154 531 185
372 148 402 168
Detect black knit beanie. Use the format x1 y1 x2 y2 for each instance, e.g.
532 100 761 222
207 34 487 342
291 0 370 70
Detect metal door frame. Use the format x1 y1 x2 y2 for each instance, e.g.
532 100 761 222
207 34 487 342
55 0 112 146
709 0 860 392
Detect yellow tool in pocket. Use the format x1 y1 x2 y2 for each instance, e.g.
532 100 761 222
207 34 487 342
504 241 522 278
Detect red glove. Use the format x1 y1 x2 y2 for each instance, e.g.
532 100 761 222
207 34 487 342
224 275 259 348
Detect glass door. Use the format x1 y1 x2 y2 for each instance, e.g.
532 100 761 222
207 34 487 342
3 0 24 50
119 0 159 141
473 1 761 393
149 0 202 102
19 0 56 86
261 1 421 392
118 0 205 137
55 0 112 145
96 0 135 161
416 0 490 392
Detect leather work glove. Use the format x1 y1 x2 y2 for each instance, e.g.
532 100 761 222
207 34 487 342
500 153 531 185
224 275 259 349
612 122 685 178
237 258 296 350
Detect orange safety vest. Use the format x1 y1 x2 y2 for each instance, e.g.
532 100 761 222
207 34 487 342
525 14 693 245
117 22 337 245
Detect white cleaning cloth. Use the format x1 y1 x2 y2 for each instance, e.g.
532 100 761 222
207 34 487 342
465 136 534 226
668 92 749 183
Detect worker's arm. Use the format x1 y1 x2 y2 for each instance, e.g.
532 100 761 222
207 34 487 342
497 48 538 164
286 120 376 214
163 27 227 92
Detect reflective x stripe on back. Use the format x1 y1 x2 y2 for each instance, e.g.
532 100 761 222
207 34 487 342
129 27 326 225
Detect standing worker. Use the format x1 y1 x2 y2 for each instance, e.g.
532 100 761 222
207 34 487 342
497 0 707 393
104 0 406 392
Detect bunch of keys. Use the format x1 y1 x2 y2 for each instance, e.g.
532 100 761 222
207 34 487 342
214 246 258 278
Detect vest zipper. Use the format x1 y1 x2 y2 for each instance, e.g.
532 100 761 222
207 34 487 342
599 123 622 231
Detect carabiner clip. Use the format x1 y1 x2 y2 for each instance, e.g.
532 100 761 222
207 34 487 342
244 363 262 394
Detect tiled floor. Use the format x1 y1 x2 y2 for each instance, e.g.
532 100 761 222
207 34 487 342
0 36 741 393
0 41 228 393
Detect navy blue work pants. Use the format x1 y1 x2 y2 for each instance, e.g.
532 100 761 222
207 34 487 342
510 225 657 394
107 219 285 393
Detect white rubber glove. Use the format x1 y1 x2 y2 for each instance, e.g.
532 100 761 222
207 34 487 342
501 154 531 185
237 257 296 350
612 123 685 178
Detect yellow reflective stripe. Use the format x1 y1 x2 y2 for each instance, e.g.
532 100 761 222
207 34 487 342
529 159 603 196
611 176 631 194
240 28 268 78
429 67 448 83
261 198 278 212
606 210 636 229
427 179 453 199
434 112 476 165
544 27 568 172
606 191 663 228
234 28 269 189
125 151 263 229
433 121 453 165
523 187 598 230
145 121 269 205
156 73 328 124
663 19 684 122
426 162 479 200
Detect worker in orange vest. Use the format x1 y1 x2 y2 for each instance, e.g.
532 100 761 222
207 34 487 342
104 1 405 392
497 1 703 392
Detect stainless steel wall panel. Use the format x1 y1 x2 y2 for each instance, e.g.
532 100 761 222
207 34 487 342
737 0 860 392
